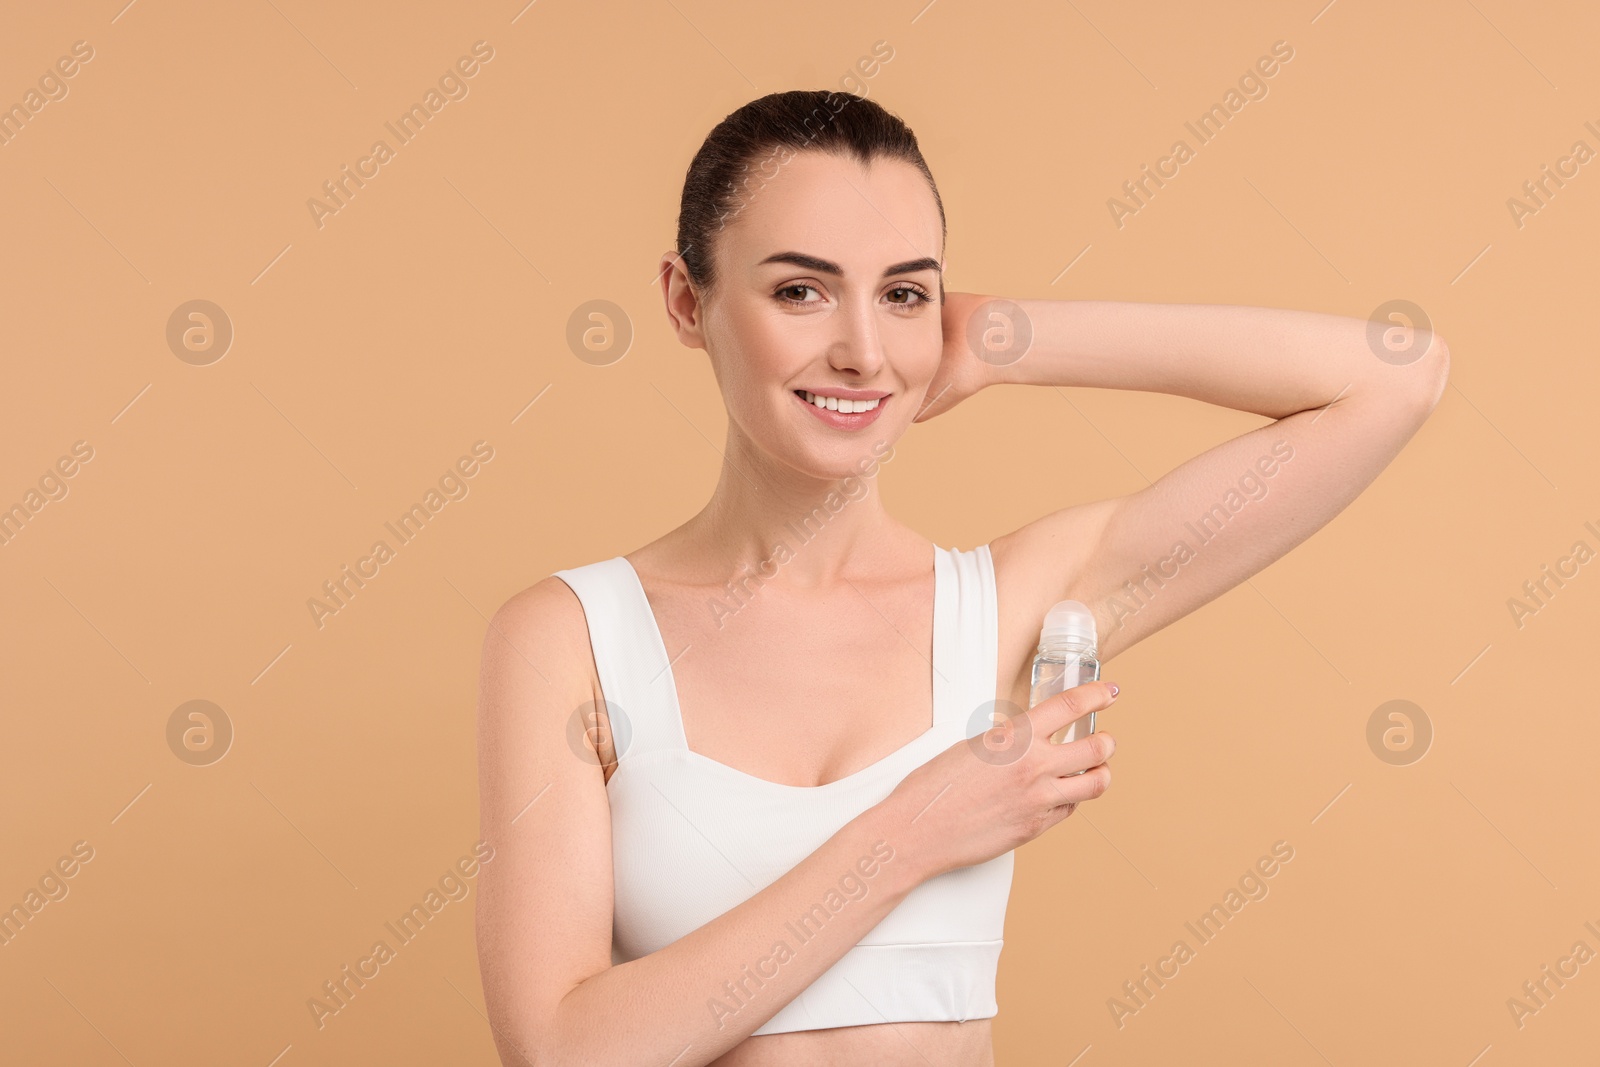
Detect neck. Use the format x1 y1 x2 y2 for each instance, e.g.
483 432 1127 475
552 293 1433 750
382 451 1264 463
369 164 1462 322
681 424 900 589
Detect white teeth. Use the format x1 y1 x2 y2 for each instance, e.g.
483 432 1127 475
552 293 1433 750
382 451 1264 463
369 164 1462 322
800 390 882 413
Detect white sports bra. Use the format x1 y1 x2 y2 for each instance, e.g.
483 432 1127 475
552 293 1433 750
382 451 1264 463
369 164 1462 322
551 542 1015 1036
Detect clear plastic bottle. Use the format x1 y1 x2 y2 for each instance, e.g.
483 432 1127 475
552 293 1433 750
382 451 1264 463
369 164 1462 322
1027 599 1100 770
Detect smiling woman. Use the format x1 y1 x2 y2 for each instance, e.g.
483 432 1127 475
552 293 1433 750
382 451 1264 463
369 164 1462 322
474 88 1446 1067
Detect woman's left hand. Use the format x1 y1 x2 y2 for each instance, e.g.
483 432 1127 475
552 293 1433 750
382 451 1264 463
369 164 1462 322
912 291 1004 423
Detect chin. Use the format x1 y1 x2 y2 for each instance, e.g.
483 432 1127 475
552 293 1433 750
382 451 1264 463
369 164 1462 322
783 432 900 484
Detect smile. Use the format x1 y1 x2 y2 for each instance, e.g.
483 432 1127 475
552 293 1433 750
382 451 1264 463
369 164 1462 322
795 390 882 412
792 389 889 429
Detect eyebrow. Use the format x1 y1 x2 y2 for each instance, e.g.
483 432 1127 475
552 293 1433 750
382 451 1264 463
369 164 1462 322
757 251 942 279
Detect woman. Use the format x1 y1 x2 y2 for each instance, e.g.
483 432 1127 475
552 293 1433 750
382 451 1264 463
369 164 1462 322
474 90 1447 1066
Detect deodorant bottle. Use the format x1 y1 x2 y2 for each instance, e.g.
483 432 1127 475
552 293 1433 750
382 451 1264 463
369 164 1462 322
1028 600 1100 762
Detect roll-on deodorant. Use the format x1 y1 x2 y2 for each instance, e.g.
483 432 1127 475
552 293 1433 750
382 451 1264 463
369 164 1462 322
1028 600 1100 767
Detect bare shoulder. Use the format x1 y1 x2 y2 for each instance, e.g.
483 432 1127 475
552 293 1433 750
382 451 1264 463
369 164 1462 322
474 572 618 1045
477 574 607 776
487 573 591 655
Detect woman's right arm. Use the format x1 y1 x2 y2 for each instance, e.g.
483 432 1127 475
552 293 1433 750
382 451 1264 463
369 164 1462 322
473 576 1118 1066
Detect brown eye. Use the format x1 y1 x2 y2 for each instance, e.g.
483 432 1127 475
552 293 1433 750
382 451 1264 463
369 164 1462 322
775 284 818 304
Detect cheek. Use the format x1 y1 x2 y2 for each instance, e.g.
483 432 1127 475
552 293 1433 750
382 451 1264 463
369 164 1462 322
723 308 805 386
903 327 943 382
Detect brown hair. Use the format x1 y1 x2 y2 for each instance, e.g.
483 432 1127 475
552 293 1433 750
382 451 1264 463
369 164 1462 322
675 90 945 302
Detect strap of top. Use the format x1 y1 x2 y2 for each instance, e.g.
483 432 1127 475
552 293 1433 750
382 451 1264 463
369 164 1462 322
936 543 1000 734
549 557 687 761
552 543 998 762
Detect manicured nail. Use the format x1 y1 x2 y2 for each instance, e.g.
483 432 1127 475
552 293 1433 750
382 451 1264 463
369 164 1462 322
1107 683 1120 698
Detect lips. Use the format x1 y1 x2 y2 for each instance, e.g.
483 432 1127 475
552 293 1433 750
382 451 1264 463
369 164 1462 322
792 389 888 430
794 389 884 413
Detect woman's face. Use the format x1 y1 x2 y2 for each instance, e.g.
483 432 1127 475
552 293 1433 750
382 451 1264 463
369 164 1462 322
672 150 945 480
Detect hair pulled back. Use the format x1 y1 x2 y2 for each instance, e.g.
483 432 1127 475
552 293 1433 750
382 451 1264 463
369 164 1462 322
675 90 945 301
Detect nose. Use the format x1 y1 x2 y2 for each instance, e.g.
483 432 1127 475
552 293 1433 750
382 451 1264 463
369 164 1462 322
826 296 887 379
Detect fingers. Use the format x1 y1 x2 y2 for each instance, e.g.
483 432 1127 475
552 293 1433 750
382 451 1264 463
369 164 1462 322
1047 728 1115 780
1030 679 1119 740
1038 757 1112 808
1037 799 1078 833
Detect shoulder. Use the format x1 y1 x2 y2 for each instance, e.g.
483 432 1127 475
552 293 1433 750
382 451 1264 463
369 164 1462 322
474 573 619 1019
484 572 592 659
478 573 600 729
477 569 618 788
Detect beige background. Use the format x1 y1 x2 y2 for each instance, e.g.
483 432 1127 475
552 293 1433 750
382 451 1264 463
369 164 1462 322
2 0 1596 1063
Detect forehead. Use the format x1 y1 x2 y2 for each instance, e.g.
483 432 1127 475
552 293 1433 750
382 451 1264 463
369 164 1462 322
725 150 942 272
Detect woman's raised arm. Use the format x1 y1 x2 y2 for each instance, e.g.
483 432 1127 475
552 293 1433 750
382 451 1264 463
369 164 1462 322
919 294 1449 661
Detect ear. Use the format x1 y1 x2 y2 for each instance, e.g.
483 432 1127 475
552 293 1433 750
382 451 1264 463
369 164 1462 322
659 252 707 351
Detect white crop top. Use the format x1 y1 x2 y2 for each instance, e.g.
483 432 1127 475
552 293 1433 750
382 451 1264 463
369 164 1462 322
551 542 1015 1036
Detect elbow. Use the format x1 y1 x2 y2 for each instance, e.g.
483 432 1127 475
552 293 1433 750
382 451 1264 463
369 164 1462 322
1417 332 1450 414
1400 331 1449 417
487 981 592 1067
1353 326 1449 419
476 967 559 1067
484 1013 551 1067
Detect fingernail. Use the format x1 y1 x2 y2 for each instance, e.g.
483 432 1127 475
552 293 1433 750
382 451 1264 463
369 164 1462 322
1107 683 1120 698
